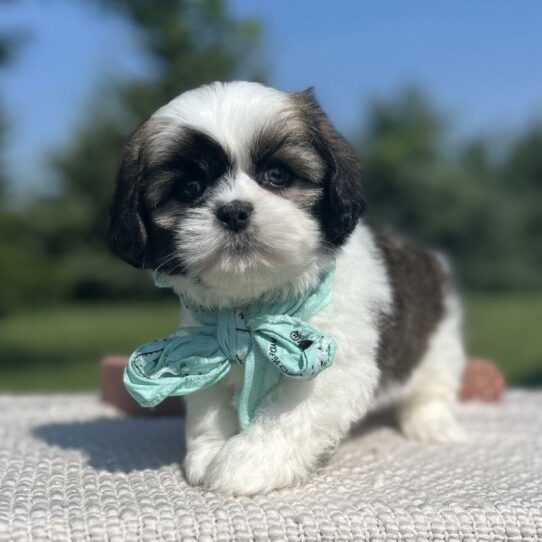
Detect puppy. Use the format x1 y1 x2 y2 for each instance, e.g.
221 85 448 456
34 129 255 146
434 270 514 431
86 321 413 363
110 81 466 495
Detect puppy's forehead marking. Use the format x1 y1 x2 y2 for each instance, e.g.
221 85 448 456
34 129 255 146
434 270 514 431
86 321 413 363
151 82 292 160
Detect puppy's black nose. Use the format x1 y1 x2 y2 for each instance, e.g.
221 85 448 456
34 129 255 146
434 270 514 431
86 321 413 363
216 200 253 232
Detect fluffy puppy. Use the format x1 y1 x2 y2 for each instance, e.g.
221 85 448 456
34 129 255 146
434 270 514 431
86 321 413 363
110 81 466 495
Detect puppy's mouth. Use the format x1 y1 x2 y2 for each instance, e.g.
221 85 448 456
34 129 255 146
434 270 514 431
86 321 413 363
210 229 280 268
185 225 285 284
220 227 253 253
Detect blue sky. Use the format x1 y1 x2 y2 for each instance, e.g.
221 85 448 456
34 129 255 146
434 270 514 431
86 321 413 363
2 0 542 195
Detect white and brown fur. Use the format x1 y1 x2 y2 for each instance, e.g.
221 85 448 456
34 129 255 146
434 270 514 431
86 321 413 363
110 81 466 495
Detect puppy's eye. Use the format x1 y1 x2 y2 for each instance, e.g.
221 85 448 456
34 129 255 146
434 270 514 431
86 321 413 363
263 165 291 187
174 179 204 202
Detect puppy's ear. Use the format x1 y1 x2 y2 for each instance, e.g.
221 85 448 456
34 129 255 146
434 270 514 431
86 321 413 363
297 88 366 245
109 127 149 268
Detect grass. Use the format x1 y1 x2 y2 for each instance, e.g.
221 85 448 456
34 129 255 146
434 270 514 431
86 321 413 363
465 293 542 385
0 302 180 390
0 294 541 391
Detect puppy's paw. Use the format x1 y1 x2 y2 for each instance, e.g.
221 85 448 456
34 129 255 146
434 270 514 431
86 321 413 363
203 434 308 495
183 442 223 486
399 400 467 444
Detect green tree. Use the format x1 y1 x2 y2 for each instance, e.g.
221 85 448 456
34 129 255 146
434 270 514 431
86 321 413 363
358 87 482 255
503 123 542 281
0 3 19 204
0 0 29 204
0 108 7 204
0 2 39 314
358 88 448 232
357 87 541 290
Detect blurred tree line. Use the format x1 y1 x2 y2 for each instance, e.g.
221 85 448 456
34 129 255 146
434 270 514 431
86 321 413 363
358 89 542 290
0 0 541 315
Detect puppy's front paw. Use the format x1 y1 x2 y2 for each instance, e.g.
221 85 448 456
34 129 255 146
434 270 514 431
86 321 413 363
400 400 467 444
203 434 309 495
183 442 223 486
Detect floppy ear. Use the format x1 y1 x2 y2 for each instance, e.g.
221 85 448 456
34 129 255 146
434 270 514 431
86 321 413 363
109 128 150 268
297 88 366 245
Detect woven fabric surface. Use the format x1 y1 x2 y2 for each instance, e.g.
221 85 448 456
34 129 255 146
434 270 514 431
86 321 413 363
0 391 541 541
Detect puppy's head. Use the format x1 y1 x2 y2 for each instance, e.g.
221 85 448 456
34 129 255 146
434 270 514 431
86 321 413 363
110 82 365 305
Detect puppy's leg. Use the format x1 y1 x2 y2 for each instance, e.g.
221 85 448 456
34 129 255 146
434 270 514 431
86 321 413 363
399 293 467 443
183 381 239 486
203 359 378 495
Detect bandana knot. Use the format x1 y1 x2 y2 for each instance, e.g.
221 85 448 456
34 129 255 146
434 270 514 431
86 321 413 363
124 268 336 430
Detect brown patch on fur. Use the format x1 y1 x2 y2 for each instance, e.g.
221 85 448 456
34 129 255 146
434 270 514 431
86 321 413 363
250 114 326 184
289 89 366 246
373 227 447 385
151 199 184 229
249 110 327 211
283 185 322 208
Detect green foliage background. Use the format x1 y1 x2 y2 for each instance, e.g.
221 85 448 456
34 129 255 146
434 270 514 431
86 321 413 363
0 0 540 388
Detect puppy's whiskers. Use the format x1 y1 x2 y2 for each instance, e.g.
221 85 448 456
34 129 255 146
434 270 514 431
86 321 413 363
153 251 180 274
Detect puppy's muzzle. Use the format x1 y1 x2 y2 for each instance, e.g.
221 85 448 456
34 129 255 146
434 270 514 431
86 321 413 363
216 200 253 232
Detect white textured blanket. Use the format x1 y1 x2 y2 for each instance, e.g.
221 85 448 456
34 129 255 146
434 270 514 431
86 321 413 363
0 391 540 541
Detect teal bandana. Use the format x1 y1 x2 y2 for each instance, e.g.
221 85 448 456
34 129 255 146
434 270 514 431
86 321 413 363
123 268 336 431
